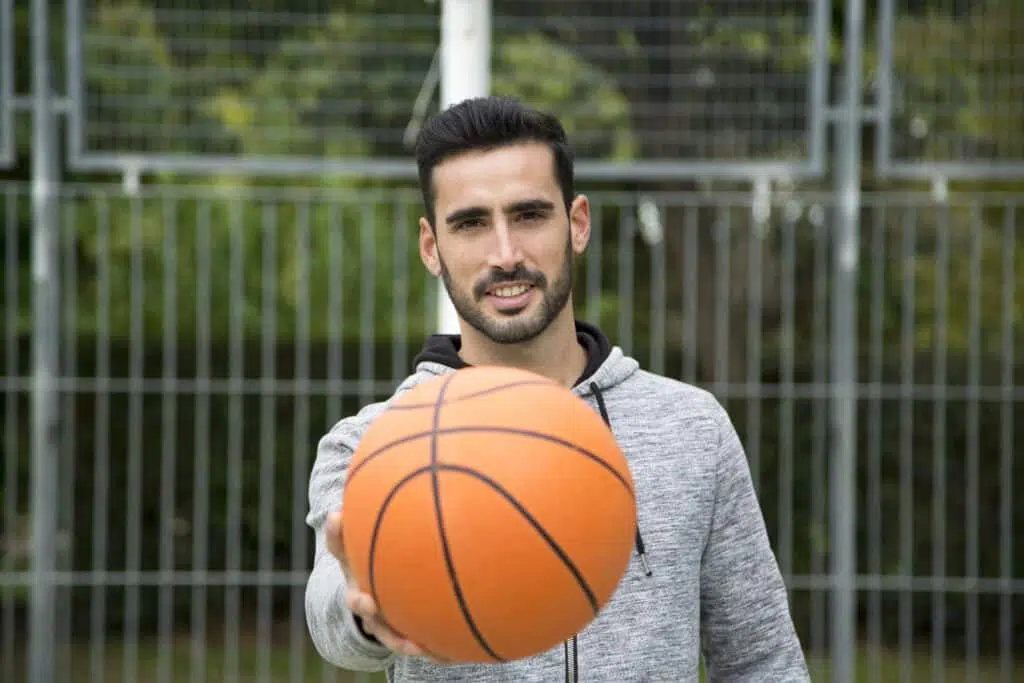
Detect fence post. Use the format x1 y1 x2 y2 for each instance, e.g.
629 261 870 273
435 0 491 335
831 0 864 680
29 0 61 680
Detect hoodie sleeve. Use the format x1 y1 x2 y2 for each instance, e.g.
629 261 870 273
699 405 810 682
305 424 397 673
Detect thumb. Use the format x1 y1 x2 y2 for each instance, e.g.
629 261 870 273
325 511 350 571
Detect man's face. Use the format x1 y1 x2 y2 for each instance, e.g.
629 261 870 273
419 142 590 345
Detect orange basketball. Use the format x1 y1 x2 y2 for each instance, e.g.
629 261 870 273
340 365 637 664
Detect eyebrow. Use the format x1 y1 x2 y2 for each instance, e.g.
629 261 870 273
444 199 557 226
507 199 556 215
445 206 488 226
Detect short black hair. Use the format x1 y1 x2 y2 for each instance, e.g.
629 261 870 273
414 96 576 228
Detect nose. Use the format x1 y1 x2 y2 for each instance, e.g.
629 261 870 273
486 221 523 272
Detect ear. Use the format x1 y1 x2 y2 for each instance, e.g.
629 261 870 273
419 217 442 277
568 194 591 255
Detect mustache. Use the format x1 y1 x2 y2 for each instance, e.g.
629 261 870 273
473 266 546 299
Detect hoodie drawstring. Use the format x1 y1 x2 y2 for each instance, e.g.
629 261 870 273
563 382 652 683
589 382 653 577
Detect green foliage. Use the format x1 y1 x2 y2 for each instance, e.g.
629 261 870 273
47 189 432 343
84 0 185 154
492 32 638 162
201 13 374 161
864 202 1024 357
14 1 639 345
882 2 1024 163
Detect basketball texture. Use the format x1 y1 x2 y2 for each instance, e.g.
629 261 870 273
340 365 637 664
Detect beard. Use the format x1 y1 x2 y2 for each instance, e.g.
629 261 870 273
438 237 574 345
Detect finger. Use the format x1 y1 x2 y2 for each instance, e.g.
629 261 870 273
343 592 403 650
362 617 425 657
343 588 434 660
344 587 374 616
325 512 355 579
352 605 426 658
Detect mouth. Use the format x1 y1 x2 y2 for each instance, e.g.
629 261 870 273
484 282 535 313
488 283 532 298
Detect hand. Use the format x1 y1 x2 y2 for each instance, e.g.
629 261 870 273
325 511 447 661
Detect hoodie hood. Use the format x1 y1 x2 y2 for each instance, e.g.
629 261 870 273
409 319 639 394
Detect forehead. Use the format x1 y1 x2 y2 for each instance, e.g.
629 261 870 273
431 142 561 212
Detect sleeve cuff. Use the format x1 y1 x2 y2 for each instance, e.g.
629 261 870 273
353 613 382 644
342 600 393 657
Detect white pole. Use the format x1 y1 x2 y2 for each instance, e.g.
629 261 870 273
436 0 491 335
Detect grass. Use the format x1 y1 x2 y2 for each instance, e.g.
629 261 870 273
8 637 1016 682
805 644 1014 682
8 632 385 683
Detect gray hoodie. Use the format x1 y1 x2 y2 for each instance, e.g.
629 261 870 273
305 321 810 682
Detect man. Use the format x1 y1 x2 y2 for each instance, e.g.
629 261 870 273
305 96 809 682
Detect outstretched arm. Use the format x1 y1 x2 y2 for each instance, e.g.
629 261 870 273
699 405 810 682
305 427 397 673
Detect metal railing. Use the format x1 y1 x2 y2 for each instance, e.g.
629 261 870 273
2 1 1022 682
2 182 1021 682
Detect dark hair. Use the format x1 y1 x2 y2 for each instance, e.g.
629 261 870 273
414 96 576 227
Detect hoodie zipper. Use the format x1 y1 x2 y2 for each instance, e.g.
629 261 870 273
560 385 654 683
564 637 578 682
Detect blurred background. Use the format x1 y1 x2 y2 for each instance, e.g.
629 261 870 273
1 0 1021 681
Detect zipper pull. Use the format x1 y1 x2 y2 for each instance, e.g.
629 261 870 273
635 529 653 576
638 551 653 577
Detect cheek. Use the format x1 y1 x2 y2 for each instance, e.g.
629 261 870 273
537 232 571 269
439 242 482 282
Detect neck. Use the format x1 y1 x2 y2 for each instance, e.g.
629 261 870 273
457 311 587 388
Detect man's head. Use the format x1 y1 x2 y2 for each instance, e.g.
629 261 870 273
415 96 576 227
414 96 590 346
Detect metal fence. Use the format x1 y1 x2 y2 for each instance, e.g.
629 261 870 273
58 0 829 180
2 182 1021 682
2 1 1022 683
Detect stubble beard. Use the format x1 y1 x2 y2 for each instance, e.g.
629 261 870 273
438 238 574 345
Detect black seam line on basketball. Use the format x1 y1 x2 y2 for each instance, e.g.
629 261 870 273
366 465 434 623
430 376 505 663
439 463 601 616
347 426 634 498
385 379 555 411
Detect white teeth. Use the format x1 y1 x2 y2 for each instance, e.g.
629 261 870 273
492 284 529 298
